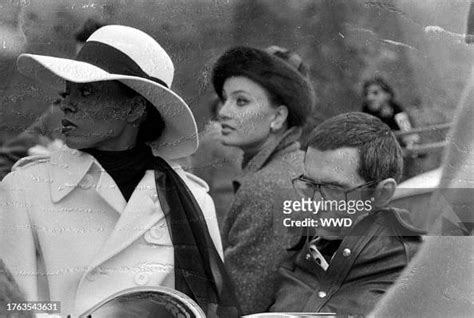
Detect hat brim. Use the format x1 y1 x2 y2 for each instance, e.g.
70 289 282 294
17 53 198 160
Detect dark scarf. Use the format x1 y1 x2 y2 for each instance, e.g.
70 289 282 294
83 145 240 317
82 144 154 201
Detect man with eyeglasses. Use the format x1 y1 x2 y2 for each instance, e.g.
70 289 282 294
270 112 425 315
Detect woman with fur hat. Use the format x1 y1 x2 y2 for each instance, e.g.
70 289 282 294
0 25 239 317
212 45 315 314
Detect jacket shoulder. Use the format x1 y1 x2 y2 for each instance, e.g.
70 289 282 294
2 155 50 192
12 154 50 171
241 152 304 190
262 149 304 176
169 160 210 193
383 207 427 236
182 171 210 192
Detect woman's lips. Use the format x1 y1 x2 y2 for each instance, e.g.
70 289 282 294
61 119 77 134
220 123 235 135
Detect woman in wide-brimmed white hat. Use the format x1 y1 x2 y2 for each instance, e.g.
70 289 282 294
0 25 239 317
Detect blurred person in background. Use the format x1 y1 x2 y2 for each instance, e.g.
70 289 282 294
0 18 105 180
0 25 238 317
211 45 315 314
362 77 420 149
369 12 474 315
271 112 424 315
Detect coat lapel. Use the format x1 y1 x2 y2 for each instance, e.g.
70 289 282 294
49 147 93 202
86 170 163 270
49 147 126 214
95 169 127 214
234 127 302 191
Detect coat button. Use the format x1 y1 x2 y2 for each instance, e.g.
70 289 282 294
86 269 98 281
134 273 149 285
79 174 94 189
149 225 163 240
305 253 311 260
318 291 327 298
151 193 159 202
342 248 351 257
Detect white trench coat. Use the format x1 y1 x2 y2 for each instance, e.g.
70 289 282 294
0 146 222 316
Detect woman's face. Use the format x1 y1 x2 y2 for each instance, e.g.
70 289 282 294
365 84 391 112
59 81 134 150
218 76 278 151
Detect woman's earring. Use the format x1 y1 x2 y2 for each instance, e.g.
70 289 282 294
270 122 277 133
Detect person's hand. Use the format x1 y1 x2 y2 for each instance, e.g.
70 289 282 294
405 141 422 158
405 140 416 150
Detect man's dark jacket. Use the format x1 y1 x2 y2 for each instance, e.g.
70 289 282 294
270 208 425 316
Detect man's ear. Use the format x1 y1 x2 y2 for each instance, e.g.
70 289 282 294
371 178 397 208
270 105 289 132
127 96 147 123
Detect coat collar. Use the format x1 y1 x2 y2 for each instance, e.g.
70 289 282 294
48 146 129 213
49 147 94 203
362 207 426 235
386 207 427 235
241 127 302 173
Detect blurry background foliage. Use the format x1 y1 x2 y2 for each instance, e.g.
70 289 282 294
1 0 473 175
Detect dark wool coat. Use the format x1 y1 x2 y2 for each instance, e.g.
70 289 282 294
270 208 425 316
222 127 304 314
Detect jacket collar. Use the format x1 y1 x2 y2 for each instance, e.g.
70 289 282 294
241 126 302 173
386 207 427 235
362 207 426 235
49 146 94 203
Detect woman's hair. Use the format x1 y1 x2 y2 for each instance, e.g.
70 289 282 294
361 77 402 114
362 77 395 100
116 81 166 143
264 45 312 126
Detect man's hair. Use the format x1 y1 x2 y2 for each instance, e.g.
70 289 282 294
307 112 403 183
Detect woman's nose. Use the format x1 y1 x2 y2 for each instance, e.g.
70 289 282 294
59 99 77 114
217 100 232 121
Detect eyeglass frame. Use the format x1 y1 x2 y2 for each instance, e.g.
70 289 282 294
292 174 379 201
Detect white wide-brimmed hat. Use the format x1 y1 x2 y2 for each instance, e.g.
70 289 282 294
16 25 198 160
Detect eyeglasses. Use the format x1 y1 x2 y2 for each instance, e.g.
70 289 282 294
292 174 378 202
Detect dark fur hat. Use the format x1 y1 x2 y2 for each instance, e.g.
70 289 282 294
212 46 315 128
